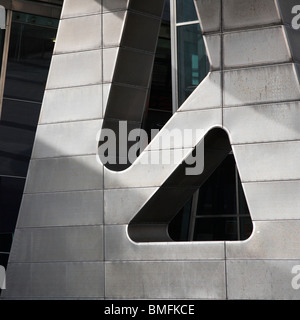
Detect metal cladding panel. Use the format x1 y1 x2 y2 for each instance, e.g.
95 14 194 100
4 0 300 300
104 148 193 189
24 155 104 193
104 187 158 225
32 119 102 159
18 190 104 228
121 11 162 53
61 0 102 18
224 101 300 144
227 260 300 300
204 34 221 70
194 0 221 33
284 25 300 64
9 226 104 263
105 225 225 261
223 26 291 68
103 11 126 48
104 84 147 122
233 141 300 182
222 0 281 30
54 14 102 54
224 64 300 107
105 261 226 299
177 72 222 111
243 180 300 221
148 108 222 150
112 48 155 87
102 0 129 13
226 220 300 259
46 50 103 89
40 85 103 124
4 262 105 299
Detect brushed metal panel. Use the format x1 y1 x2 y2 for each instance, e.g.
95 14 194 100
112 47 154 88
243 180 300 221
103 11 126 48
105 225 225 261
224 26 291 68
54 14 102 54
102 47 119 83
284 25 300 63
2 263 31 298
227 260 300 300
61 0 102 19
104 187 157 224
32 119 102 159
224 102 300 144
3 262 105 299
178 71 221 111
64 262 105 298
103 0 129 12
128 0 165 17
104 84 147 122
104 148 193 189
204 34 221 70
25 155 103 193
18 190 104 227
10 226 104 262
121 11 161 53
226 220 300 259
46 50 102 89
233 141 300 182
40 85 103 124
148 108 221 150
223 0 281 30
31 262 105 298
194 0 221 33
224 64 300 107
105 261 226 299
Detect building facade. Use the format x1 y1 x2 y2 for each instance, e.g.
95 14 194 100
1 0 300 299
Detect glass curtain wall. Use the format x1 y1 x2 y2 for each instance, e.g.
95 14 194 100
0 1 61 271
142 0 173 137
169 0 252 241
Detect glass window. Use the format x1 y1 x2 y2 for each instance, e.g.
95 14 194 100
0 10 59 270
0 12 58 179
0 176 25 233
177 23 209 106
142 0 173 136
168 154 253 241
176 0 198 23
0 28 5 75
4 12 58 103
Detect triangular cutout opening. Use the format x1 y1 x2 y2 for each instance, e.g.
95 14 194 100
128 128 253 242
168 153 253 242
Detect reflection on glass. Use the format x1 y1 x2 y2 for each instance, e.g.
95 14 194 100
176 0 198 23
0 28 5 75
168 155 253 241
196 156 236 217
0 12 58 245
143 2 172 137
193 217 238 241
0 12 58 177
177 23 209 106
4 12 57 102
